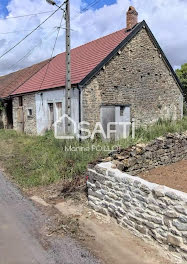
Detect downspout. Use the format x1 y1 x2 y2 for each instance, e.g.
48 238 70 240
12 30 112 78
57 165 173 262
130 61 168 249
77 84 82 123
78 84 83 140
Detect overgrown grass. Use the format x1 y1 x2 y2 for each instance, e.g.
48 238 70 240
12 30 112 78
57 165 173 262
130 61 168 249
0 117 186 188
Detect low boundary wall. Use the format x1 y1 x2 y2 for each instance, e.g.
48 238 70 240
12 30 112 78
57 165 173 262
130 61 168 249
108 132 187 175
87 162 187 261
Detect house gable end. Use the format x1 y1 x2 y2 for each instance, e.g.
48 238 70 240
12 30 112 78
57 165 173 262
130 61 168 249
143 21 183 95
79 21 144 87
82 23 183 128
79 20 183 96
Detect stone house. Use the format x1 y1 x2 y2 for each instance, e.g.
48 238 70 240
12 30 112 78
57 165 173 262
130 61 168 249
0 6 184 136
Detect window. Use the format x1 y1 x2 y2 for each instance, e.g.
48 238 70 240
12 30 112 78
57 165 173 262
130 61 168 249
19 96 23 106
48 103 54 128
27 108 33 117
56 102 62 120
48 103 54 113
120 106 125 116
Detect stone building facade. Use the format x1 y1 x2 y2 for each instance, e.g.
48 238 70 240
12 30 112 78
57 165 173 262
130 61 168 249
13 94 37 134
82 27 183 129
1 6 184 135
12 25 184 135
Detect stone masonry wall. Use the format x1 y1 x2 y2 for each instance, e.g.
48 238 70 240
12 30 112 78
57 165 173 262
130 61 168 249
87 162 187 261
13 94 37 134
82 27 183 129
107 132 187 175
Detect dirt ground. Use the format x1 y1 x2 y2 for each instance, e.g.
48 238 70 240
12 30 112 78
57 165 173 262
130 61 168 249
30 193 180 264
0 171 100 264
139 159 187 193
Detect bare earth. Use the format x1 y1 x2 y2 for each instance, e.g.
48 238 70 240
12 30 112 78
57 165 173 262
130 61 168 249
37 197 176 264
139 160 187 193
1 170 176 264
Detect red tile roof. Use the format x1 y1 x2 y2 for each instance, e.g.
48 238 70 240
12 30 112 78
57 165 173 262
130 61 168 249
12 28 130 96
0 28 129 97
0 60 49 98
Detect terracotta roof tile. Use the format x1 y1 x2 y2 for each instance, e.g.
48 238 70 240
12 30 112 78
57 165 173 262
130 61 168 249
1 28 130 97
0 60 49 98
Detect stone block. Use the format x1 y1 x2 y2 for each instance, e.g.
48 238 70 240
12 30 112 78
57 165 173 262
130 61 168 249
175 206 187 215
129 215 142 225
140 184 151 194
164 210 178 218
123 194 131 202
135 194 147 203
173 220 187 231
167 234 182 247
165 192 181 201
153 187 165 198
96 207 108 216
179 216 187 223
95 165 107 175
135 224 147 235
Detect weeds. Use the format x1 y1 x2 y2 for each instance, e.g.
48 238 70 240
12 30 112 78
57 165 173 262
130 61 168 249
0 117 186 188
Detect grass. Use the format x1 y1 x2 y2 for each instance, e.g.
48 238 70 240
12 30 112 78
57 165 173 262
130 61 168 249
0 117 186 188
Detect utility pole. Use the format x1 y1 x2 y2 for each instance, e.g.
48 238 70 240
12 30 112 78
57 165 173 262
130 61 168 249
65 0 71 134
46 0 71 135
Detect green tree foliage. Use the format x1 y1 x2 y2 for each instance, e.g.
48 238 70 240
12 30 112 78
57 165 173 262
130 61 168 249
0 101 4 112
176 63 187 102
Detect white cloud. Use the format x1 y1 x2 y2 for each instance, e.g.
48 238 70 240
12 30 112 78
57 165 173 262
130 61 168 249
0 0 186 76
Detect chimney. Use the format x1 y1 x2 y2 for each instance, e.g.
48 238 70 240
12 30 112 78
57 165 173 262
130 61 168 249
126 6 138 31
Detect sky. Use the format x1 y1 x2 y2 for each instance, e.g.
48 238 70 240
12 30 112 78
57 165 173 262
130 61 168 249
0 0 186 76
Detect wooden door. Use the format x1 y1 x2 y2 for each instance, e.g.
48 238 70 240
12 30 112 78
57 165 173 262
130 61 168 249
17 107 24 132
48 103 54 129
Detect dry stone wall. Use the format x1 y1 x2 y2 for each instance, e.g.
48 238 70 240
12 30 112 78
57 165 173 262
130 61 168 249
87 162 187 261
108 132 187 175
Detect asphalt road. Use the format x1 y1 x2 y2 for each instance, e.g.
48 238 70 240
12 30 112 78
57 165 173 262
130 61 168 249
0 171 100 264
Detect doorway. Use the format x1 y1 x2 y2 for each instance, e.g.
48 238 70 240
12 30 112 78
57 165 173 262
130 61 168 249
100 105 131 140
48 103 54 129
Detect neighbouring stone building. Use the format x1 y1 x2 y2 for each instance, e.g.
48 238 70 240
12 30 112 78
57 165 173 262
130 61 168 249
0 6 184 136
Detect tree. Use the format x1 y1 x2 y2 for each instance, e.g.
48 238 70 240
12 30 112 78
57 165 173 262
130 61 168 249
176 63 187 103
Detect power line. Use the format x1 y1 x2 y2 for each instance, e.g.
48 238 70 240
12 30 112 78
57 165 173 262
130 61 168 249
0 26 72 35
0 0 104 99
39 12 64 91
58 0 104 31
0 26 75 35
9 28 57 71
0 0 101 38
1 11 65 97
0 28 58 97
0 2 65 61
0 0 102 72
0 11 54 21
0 0 102 21
80 0 103 13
